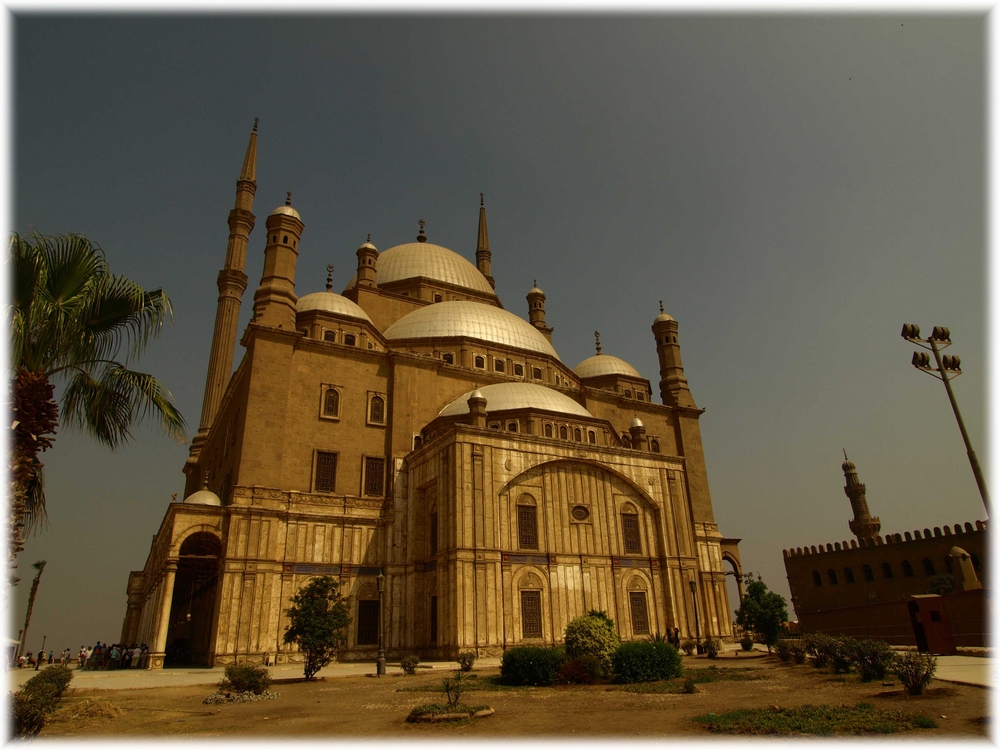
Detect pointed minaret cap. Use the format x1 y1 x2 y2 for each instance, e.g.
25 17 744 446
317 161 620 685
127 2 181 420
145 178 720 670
417 219 427 243
842 448 856 473
238 118 259 183
477 193 490 251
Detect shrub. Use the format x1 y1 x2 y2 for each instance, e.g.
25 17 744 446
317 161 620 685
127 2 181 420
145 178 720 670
442 671 466 707
219 663 271 695
24 665 74 700
776 640 793 662
804 633 833 668
282 576 351 679
789 641 807 664
853 639 894 682
10 665 74 738
564 613 621 673
500 646 565 686
680 639 696 656
893 652 937 696
557 655 602 685
456 651 477 672
682 676 698 693
828 636 857 674
703 639 721 658
740 637 754 652
401 655 420 675
611 641 683 684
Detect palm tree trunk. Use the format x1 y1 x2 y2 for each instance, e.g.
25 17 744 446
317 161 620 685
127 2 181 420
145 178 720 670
18 560 46 660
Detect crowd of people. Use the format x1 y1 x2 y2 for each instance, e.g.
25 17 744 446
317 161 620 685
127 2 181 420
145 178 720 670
15 642 151 670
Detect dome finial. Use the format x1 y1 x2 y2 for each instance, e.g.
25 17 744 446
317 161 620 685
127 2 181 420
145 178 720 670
843 448 848 462
326 264 334 292
253 117 259 132
417 219 426 243
367 233 371 242
285 191 292 206
595 331 602 355
659 300 664 314
480 192 484 207
201 471 210 490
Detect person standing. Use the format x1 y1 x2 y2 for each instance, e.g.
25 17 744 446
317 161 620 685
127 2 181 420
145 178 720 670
34 650 43 670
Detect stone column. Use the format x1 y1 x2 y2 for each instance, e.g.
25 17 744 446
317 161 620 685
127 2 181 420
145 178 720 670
148 562 178 669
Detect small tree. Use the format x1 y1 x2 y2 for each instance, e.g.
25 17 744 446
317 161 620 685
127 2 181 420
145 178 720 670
734 574 788 652
283 576 351 679
925 573 956 595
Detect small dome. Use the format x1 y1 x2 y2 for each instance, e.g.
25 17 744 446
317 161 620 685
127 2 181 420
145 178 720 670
574 354 642 380
270 204 301 220
949 546 969 558
344 242 495 296
438 383 592 419
630 417 644 429
468 389 485 400
296 292 373 323
842 459 856 472
654 312 674 323
358 241 377 251
184 489 222 506
528 285 545 296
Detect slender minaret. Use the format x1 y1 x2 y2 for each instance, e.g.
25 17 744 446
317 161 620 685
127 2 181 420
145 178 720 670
252 192 304 330
476 193 495 288
843 452 880 544
652 301 695 408
527 280 553 342
356 234 378 287
188 119 259 465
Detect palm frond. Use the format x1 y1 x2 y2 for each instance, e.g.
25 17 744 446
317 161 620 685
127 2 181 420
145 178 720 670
22 464 47 534
79 275 173 364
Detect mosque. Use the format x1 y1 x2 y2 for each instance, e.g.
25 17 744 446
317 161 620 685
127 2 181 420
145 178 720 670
120 122 742 668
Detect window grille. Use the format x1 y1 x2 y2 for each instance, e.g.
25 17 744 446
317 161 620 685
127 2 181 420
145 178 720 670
621 513 641 554
369 395 385 424
574 428 582 441
356 600 379 645
517 505 538 550
629 591 650 635
323 389 339 417
364 457 385 496
315 451 337 493
589 431 597 444
520 590 542 638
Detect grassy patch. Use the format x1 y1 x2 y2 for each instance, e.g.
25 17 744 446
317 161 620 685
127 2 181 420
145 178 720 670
397 674 526 693
613 667 767 694
693 702 938 736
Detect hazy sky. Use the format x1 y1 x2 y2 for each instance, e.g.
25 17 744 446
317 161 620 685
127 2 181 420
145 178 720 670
10 12 986 653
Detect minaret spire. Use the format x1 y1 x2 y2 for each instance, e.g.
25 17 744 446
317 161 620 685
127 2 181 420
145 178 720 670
476 193 495 289
843 455 881 544
595 331 602 355
186 119 259 481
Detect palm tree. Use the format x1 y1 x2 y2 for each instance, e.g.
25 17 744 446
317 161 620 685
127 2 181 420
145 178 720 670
9 234 186 563
17 560 45 660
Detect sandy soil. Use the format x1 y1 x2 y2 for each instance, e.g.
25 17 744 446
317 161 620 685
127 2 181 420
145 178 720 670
42 653 989 739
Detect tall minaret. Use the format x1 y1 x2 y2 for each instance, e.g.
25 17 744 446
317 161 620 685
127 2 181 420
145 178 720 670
527 280 553 342
476 193 495 289
188 119 259 466
651 301 695 408
252 192 304 329
843 452 880 544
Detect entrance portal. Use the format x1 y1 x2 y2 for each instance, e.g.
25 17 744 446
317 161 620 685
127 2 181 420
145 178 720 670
164 532 222 667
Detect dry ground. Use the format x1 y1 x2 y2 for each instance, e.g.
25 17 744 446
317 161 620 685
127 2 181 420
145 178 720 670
42 653 989 739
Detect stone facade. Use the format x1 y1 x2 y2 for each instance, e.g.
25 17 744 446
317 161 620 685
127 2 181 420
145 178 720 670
121 124 738 667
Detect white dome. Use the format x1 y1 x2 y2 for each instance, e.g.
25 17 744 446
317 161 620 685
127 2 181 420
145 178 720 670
184 489 222 506
654 312 674 323
270 204 301 220
344 242 495 295
438 383 592 418
630 417 644 429
574 354 642 380
384 301 561 360
296 291 372 323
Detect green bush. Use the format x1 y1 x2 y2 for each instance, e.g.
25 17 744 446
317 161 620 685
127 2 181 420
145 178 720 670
500 646 565 686
789 641 807 664
703 639 721 659
219 663 271 695
456 651 477 672
682 676 698 693
680 639 696 656
893 652 937 696
828 636 857 674
611 641 683 683
803 633 833 668
401 655 421 675
557 655 603 684
775 640 793 662
10 665 74 738
740 637 754 652
564 613 620 673
853 639 894 682
24 665 74 700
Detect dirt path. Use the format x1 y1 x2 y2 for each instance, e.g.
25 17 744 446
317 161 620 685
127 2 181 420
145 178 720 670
43 655 989 738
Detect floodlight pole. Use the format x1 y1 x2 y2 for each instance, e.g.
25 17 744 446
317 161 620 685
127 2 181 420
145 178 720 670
689 578 702 655
376 572 386 677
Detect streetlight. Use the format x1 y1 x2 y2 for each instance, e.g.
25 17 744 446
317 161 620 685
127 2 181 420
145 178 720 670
688 578 702 655
376 571 386 677
901 324 990 517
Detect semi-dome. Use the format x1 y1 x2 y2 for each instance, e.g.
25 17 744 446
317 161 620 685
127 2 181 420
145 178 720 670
296 291 373 323
344 242 495 295
574 354 642 380
438 383 592 418
184 488 222 506
384 301 560 359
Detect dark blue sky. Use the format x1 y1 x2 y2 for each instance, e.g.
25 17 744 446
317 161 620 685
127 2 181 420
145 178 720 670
11 13 986 651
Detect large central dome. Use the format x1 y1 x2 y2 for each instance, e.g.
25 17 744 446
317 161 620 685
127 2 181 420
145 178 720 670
384 301 560 360
344 242 495 295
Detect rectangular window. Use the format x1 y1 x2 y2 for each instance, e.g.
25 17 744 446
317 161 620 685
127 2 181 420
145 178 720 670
315 451 337 493
357 600 379 645
517 505 538 550
520 590 542 639
629 591 650 635
364 457 385 497
622 514 641 554
430 596 438 644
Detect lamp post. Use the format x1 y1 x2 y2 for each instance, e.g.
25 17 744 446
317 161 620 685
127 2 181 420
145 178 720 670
376 572 386 677
688 578 702 655
901 324 990 517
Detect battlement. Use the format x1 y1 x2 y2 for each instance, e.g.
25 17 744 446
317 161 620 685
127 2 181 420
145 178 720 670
782 519 987 558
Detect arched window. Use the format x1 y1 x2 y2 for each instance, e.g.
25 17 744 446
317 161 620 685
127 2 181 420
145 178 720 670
413 435 423 450
514 364 524 376
433 294 442 303
574 428 582 442
532 367 542 379
843 567 855 584
344 334 356 346
922 558 936 576
323 330 336 342
559 425 568 440
901 560 914 577
369 395 385 424
624 389 632 399
517 496 538 550
283 235 288 244
508 422 518 433
862 564 874 582
621 509 641 554
544 424 553 438
812 571 822 587
588 430 597 444
475 356 486 369
827 569 838 585
621 433 632 448
650 439 660 453
881 562 893 579
636 392 645 401
323 388 340 418
494 360 505 373
441 353 453 364
944 556 953 573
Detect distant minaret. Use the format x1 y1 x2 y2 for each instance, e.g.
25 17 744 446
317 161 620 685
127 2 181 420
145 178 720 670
527 280 553 342
188 119 259 466
476 194 495 289
355 234 378 287
843 452 881 544
651 301 695 408
251 192 304 329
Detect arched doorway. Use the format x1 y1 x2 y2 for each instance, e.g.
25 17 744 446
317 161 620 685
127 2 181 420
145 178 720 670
165 532 222 667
